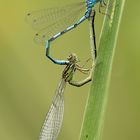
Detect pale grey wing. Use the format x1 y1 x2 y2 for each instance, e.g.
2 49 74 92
26 2 85 30
26 2 86 44
39 79 66 140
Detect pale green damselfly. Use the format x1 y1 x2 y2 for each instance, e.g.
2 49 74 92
39 53 94 140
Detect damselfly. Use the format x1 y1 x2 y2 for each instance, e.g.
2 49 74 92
26 0 107 65
39 53 94 140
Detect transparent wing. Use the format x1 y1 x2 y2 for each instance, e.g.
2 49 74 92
26 2 86 44
26 2 85 30
39 79 66 140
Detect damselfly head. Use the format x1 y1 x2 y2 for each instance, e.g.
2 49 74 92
67 53 79 63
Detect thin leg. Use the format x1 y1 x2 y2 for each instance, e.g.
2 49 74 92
76 64 92 74
76 59 92 69
46 16 87 65
77 68 91 74
69 72 92 87
69 63 94 87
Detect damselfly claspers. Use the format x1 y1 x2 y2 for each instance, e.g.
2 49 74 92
39 53 94 140
26 0 107 65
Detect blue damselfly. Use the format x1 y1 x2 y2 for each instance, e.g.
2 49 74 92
26 0 107 65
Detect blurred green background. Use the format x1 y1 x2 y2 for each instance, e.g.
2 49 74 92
0 0 139 140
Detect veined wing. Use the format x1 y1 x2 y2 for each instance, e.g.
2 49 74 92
39 79 66 140
26 2 86 44
26 2 86 30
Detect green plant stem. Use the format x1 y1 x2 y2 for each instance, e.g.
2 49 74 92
79 0 125 140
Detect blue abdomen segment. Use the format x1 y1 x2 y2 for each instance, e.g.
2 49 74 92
45 0 101 65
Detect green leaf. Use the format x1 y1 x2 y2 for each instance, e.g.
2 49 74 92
79 0 126 140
